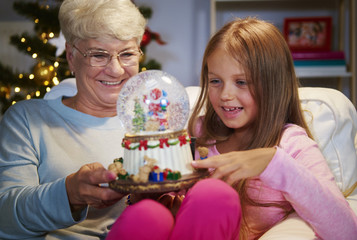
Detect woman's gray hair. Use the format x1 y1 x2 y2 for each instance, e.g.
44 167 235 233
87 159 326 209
59 0 146 45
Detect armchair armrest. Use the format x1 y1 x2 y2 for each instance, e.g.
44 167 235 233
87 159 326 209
259 213 316 240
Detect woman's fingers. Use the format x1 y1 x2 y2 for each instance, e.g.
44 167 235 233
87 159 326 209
66 162 124 210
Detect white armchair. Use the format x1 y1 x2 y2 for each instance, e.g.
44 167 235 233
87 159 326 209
47 79 357 239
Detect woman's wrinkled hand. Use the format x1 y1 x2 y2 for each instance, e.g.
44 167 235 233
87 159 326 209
191 148 276 185
65 162 124 211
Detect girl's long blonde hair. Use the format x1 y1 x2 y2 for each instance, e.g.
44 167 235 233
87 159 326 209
188 17 312 239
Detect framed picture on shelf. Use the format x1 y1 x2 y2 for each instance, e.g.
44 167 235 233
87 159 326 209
283 16 332 52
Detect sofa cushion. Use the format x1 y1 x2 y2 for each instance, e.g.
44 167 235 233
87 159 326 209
299 87 357 195
44 78 77 100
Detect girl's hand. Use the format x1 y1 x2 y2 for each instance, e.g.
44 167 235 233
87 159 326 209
191 148 276 185
65 162 125 211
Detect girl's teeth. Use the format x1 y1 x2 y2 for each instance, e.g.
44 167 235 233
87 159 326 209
223 107 243 111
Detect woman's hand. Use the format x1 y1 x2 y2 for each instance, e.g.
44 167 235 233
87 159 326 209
191 148 276 185
65 162 124 211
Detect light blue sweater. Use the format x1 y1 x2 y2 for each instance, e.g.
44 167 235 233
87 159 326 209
0 97 127 239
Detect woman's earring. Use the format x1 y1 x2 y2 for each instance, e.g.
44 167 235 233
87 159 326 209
71 71 75 76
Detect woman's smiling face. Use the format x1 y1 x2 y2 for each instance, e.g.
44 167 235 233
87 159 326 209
67 37 140 112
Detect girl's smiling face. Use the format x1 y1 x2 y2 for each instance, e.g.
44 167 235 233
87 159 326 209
207 46 257 133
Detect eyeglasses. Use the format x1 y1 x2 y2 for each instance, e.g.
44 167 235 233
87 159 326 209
73 45 143 67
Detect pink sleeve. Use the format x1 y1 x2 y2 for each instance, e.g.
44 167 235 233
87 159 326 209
260 125 357 239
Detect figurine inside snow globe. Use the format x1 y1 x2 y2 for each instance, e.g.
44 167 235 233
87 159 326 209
117 70 190 135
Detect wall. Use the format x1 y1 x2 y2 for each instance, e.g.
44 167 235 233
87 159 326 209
134 0 210 87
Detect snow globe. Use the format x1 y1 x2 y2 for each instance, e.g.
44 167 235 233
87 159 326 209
110 70 206 194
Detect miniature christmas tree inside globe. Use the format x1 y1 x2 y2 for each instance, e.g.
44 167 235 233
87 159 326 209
117 70 190 135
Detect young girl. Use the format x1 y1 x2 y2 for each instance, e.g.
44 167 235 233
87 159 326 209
106 17 357 240
188 17 357 239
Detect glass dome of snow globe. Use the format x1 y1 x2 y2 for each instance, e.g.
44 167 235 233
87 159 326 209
117 70 190 135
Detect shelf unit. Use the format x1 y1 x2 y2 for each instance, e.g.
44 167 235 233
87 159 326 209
210 0 356 105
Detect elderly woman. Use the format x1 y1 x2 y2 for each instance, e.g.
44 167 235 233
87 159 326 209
0 0 146 238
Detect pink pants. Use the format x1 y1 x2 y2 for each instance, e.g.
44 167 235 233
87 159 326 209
106 178 241 240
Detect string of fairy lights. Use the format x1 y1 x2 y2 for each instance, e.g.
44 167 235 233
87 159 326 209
5 2 69 106
16 24 60 103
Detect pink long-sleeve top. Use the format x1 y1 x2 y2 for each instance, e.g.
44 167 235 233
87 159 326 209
195 124 357 239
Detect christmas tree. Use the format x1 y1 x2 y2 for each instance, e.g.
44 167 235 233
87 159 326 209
0 0 165 114
132 98 146 132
